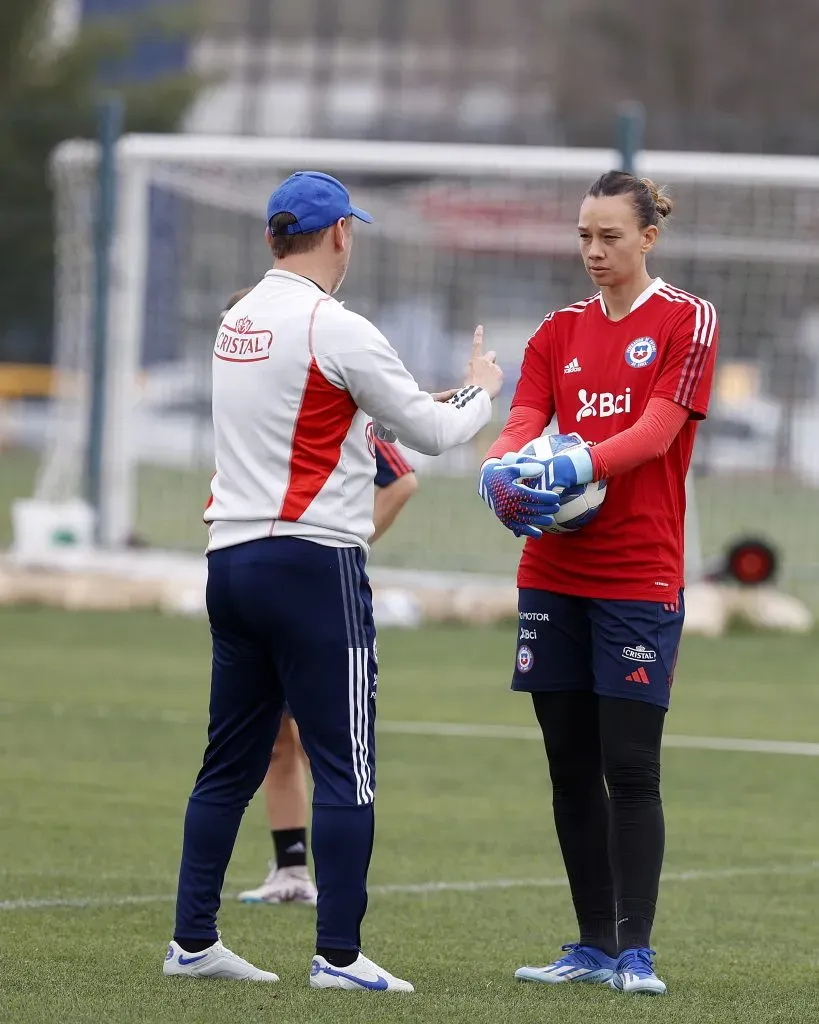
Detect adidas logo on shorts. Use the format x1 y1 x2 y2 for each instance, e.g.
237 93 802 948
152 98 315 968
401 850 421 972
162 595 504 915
625 667 650 685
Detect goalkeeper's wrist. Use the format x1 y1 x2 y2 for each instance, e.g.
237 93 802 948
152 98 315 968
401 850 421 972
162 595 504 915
588 445 603 481
478 457 502 505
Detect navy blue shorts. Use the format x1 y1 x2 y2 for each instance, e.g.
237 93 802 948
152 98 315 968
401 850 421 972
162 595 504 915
512 588 684 710
374 438 413 488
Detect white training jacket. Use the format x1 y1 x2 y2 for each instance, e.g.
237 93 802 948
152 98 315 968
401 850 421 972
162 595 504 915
205 269 491 555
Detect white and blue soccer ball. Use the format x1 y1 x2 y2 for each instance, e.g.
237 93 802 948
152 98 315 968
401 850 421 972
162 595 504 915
518 432 607 535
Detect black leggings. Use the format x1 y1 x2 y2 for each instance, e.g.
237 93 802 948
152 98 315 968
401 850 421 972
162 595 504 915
532 691 665 956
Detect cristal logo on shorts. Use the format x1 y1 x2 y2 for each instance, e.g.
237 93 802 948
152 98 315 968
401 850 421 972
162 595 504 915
622 644 657 663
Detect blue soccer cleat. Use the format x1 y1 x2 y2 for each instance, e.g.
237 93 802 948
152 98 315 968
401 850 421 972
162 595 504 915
515 943 616 985
610 948 667 995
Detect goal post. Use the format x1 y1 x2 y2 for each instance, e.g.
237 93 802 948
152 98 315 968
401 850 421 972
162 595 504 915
30 133 819 589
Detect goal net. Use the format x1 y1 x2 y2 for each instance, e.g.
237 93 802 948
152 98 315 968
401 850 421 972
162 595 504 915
31 136 819 591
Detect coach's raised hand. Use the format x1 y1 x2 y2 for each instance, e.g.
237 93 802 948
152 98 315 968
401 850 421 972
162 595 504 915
466 325 503 399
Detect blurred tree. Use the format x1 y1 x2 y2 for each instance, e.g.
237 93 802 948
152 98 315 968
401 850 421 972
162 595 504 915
0 0 200 363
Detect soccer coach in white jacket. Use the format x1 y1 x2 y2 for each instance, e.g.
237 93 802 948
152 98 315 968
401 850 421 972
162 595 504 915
164 172 551 992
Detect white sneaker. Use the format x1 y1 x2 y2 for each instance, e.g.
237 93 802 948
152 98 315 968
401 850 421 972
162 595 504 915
237 863 318 906
163 939 278 981
309 953 414 992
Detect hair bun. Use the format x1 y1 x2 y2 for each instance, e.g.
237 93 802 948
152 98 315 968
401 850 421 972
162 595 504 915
641 177 674 219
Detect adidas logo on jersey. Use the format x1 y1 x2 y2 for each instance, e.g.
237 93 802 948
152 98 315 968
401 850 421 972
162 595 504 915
576 388 632 421
563 357 582 374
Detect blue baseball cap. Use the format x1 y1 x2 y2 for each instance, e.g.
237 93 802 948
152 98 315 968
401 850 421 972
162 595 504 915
266 171 373 235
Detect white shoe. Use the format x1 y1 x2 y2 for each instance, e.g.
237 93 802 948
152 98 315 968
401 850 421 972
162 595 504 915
163 939 278 981
309 953 414 992
237 863 317 906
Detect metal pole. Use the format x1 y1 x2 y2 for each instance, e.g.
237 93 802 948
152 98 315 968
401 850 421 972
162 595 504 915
86 94 123 543
616 101 645 174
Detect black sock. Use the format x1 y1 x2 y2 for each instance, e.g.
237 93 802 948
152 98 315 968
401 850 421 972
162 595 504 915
599 696 666 954
316 947 358 968
615 905 656 951
579 918 619 959
173 937 214 953
532 692 618 959
273 827 307 868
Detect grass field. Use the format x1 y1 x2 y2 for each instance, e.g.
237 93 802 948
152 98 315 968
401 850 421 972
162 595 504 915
2 609 819 1023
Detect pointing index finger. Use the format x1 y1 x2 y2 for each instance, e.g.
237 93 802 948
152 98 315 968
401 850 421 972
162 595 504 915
472 324 484 357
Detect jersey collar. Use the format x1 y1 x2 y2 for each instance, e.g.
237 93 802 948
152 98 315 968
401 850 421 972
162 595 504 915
597 277 665 317
264 268 326 293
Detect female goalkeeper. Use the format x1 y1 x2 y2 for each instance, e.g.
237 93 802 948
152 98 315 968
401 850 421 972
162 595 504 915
479 171 719 995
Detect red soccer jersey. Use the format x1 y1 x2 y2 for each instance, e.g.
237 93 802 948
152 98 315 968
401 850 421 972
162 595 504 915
511 278 719 601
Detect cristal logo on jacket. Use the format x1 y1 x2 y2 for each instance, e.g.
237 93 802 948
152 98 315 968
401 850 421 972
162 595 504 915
576 388 632 421
214 315 273 363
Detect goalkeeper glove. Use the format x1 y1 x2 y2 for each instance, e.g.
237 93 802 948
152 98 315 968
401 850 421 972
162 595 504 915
501 445 594 492
478 458 560 539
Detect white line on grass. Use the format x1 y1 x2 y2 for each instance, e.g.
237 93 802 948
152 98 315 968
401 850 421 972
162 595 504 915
378 720 819 757
664 735 819 756
2 861 818 913
3 703 817 756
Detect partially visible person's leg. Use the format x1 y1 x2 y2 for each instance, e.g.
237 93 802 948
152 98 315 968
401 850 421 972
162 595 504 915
266 715 309 851
237 714 317 905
